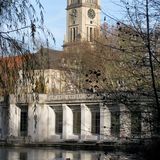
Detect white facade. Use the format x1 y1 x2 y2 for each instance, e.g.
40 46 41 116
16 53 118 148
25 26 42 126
0 94 152 143
17 69 78 94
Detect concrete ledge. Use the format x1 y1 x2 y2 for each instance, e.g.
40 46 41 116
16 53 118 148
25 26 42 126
0 139 143 153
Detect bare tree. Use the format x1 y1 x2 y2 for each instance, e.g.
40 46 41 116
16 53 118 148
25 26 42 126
118 0 160 134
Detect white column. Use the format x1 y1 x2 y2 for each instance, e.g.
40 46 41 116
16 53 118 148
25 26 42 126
120 104 131 139
38 104 56 142
28 103 39 142
39 104 56 141
47 105 56 141
8 104 21 137
62 104 73 139
81 103 91 140
100 103 111 140
17 106 21 136
28 104 56 142
38 104 47 141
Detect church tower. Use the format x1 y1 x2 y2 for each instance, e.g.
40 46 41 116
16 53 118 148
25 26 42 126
64 0 101 46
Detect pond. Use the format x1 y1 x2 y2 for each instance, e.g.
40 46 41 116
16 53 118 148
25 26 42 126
0 148 142 160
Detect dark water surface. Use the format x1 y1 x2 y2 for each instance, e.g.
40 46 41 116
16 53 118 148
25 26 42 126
0 148 142 160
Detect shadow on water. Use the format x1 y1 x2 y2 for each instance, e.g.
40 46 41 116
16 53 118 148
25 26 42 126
0 148 143 160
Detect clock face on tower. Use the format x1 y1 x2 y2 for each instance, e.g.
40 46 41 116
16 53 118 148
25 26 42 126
88 9 95 19
71 9 77 18
70 9 77 24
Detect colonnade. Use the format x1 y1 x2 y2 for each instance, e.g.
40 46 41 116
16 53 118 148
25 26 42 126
0 100 152 142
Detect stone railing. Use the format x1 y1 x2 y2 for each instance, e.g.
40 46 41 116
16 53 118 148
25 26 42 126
46 94 102 102
10 93 102 104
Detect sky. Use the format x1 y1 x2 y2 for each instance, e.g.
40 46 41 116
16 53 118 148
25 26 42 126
39 0 124 50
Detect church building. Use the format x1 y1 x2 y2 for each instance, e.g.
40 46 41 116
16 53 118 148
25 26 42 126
0 0 152 144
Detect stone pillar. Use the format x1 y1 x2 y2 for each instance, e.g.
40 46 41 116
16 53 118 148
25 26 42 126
120 104 131 139
100 103 111 140
38 104 47 141
28 94 48 142
28 103 36 141
38 104 56 141
47 105 56 141
8 104 21 137
28 104 56 142
62 104 73 139
81 103 91 140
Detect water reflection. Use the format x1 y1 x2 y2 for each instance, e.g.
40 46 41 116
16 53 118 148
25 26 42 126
20 152 27 160
0 148 140 160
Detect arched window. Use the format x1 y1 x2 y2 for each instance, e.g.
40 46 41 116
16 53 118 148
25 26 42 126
87 27 94 42
70 27 79 42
